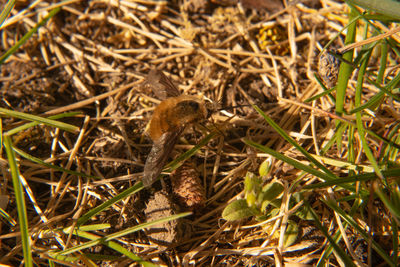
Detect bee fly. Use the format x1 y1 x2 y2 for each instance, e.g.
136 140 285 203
142 70 208 187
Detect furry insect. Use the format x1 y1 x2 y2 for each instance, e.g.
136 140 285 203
142 70 208 187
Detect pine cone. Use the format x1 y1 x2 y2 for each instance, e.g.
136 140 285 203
170 162 206 210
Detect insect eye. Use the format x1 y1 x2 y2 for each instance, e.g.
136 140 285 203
177 100 199 111
187 101 199 110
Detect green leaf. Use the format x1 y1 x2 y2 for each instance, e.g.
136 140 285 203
259 158 272 177
262 182 284 200
244 172 261 193
291 192 314 220
246 193 257 209
283 220 299 247
261 197 282 213
296 205 314 221
244 172 262 208
222 199 256 221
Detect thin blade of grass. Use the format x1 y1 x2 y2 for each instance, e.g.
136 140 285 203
323 198 396 266
334 7 357 152
0 7 60 64
48 253 123 263
312 154 373 172
304 168 400 189
376 41 388 84
42 223 112 233
0 207 17 227
252 105 337 179
390 219 398 263
347 123 356 177
166 131 217 171
388 133 400 163
5 112 81 136
0 0 15 27
303 202 356 267
347 0 400 20
0 119 2 153
305 74 336 103
55 228 157 266
76 182 143 226
335 7 357 117
354 49 384 179
244 139 359 193
350 77 400 114
374 182 400 219
13 146 98 180
0 108 79 134
319 123 347 155
3 136 33 266
59 212 191 256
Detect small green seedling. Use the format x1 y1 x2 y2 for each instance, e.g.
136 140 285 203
222 159 312 247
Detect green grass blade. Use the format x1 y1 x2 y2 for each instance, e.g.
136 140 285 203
304 202 356 267
166 131 217 171
304 168 400 189
0 7 60 64
252 105 337 179
387 132 400 163
0 108 79 134
374 183 400 219
335 7 357 117
306 74 336 103
5 112 81 136
0 0 15 27
334 7 357 151
0 119 2 152
349 91 385 114
60 212 191 256
377 41 388 84
3 136 33 266
319 123 347 155
347 123 356 176
390 218 398 263
323 198 396 266
350 75 400 114
76 182 143 226
347 0 400 20
56 228 157 266
0 207 17 226
244 139 361 193
13 146 98 180
354 50 384 179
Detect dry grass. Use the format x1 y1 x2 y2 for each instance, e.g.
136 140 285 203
1 0 399 266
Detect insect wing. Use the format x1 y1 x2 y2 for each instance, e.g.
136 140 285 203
142 127 184 187
147 69 180 100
